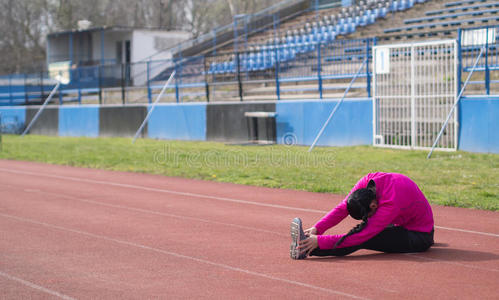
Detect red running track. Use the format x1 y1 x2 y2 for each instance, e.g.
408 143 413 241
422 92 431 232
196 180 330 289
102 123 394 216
0 160 498 299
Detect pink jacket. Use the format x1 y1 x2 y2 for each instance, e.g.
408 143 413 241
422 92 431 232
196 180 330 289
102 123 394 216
314 173 434 249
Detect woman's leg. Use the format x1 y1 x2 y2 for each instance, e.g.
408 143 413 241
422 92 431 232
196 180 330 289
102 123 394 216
309 226 434 257
361 226 434 253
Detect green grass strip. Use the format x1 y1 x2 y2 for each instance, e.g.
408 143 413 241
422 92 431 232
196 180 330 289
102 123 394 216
1 135 498 211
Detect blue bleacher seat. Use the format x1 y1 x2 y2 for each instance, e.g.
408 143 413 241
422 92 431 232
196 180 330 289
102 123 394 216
368 13 376 24
399 0 409 10
380 7 388 17
391 1 398 11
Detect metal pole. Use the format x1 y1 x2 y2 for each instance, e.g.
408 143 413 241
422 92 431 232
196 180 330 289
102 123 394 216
147 61 152 104
203 56 210 102
236 53 243 102
174 61 180 103
457 29 462 94
317 42 323 99
308 59 367 152
21 82 61 137
485 26 490 95
77 67 82 104
132 70 176 144
98 65 102 105
427 47 484 159
366 38 372 98
121 63 125 105
275 46 281 100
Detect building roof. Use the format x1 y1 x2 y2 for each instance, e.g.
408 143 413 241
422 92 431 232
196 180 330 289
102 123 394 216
48 26 180 38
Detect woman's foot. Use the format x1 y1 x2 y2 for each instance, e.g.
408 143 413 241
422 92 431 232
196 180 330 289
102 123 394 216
290 218 307 259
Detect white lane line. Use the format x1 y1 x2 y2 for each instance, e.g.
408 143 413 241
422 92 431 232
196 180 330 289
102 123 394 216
20 187 287 237
1 167 498 238
434 226 499 238
0 212 368 300
404 253 499 273
0 167 326 214
0 270 75 300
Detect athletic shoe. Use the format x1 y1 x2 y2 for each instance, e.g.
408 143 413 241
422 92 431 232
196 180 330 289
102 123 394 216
290 217 307 259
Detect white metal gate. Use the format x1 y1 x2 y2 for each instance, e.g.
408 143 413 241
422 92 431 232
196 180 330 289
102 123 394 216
372 40 457 150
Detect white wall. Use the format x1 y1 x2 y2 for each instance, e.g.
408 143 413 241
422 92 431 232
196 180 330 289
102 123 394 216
131 30 190 62
131 30 190 85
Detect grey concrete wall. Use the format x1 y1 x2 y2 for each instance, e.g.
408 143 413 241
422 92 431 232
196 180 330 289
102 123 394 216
25 106 59 136
206 102 276 143
99 106 147 138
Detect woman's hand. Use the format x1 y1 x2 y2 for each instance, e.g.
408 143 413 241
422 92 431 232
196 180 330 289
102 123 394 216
304 227 317 237
298 234 318 256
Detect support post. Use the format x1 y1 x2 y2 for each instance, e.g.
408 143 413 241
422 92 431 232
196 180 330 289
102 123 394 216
366 38 372 98
22 82 61 137
98 66 102 105
236 53 243 102
132 71 176 144
147 61 152 104
77 67 82 104
121 63 125 105
427 47 484 159
275 46 281 100
317 42 323 99
457 29 462 93
308 59 368 152
174 60 180 103
203 56 210 102
485 26 490 95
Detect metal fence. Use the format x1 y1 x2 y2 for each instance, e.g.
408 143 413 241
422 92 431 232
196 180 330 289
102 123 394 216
0 38 374 105
1 24 499 106
373 40 458 151
459 25 499 95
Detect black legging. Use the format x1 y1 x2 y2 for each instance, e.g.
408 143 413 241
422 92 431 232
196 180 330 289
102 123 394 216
310 225 434 257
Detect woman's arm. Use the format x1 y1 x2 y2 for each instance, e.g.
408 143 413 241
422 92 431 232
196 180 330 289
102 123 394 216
313 175 371 235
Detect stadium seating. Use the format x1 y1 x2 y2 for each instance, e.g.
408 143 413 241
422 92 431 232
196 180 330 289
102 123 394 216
425 1 499 16
208 0 427 75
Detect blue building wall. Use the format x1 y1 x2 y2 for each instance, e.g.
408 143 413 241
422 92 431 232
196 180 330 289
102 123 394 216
459 96 499 153
0 107 26 134
59 106 99 137
276 99 372 146
147 103 206 141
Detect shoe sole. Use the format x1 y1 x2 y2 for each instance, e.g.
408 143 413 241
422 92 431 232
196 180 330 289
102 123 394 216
290 219 305 259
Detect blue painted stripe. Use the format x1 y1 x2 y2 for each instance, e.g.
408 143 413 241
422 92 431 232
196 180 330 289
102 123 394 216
458 97 499 153
147 103 206 141
0 106 26 134
58 106 99 137
276 99 372 146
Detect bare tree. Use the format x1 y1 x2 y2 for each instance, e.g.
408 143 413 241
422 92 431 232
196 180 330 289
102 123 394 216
0 0 284 74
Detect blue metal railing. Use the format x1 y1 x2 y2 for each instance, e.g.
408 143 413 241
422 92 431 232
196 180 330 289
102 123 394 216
459 24 499 95
2 23 499 105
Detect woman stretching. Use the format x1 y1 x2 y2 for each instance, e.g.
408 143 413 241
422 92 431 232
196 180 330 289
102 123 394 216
290 172 434 259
